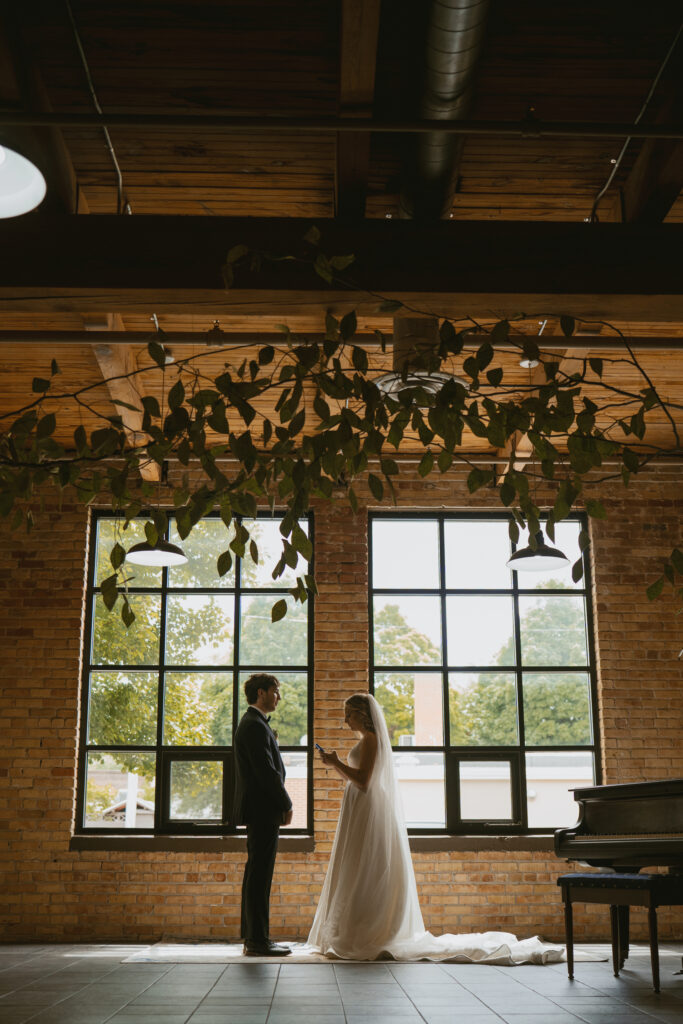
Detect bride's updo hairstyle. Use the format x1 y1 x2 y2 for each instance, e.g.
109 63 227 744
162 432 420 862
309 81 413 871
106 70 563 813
345 693 375 732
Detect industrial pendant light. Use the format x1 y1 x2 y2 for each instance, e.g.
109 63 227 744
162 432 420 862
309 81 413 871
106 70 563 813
0 144 46 217
126 538 188 567
506 530 569 573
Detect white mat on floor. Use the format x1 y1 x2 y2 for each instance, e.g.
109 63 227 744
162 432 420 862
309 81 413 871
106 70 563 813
122 941 606 965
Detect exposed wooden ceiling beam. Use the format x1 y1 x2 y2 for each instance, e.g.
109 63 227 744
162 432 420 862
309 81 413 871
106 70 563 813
621 32 683 223
0 217 682 321
84 314 160 482
335 0 382 218
1 331 681 350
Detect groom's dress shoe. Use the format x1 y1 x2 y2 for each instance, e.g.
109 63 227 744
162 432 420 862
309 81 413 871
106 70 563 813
243 941 292 957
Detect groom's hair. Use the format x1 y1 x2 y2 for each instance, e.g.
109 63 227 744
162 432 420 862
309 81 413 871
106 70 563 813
244 672 279 705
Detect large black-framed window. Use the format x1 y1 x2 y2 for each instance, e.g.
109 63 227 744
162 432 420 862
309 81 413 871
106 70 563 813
369 512 599 835
76 511 314 835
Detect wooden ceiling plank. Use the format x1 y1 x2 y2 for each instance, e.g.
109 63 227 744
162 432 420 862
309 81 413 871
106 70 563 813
335 0 382 218
84 313 160 482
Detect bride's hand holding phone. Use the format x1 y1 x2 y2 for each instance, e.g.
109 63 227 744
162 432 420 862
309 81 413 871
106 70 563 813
316 743 338 766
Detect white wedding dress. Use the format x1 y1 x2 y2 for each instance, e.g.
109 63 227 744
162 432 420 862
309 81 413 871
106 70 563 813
307 695 568 964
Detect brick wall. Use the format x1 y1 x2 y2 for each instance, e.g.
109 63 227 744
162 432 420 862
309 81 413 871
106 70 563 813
1 463 681 943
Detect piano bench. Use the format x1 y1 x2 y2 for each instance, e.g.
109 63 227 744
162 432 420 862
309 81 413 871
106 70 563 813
557 871 683 993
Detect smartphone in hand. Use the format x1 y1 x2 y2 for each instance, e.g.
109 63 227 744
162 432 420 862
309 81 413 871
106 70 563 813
315 743 325 753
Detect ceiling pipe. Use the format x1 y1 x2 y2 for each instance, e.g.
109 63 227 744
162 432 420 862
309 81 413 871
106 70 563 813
400 0 490 220
1 331 682 350
0 111 681 140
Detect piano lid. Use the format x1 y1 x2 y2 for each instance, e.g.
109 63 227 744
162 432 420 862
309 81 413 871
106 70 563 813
570 778 683 801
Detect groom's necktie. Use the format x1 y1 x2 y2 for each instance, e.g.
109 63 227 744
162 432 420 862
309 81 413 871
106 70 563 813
266 716 271 723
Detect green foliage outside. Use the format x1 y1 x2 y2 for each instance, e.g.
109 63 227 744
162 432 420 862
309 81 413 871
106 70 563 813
375 593 591 748
86 518 310 820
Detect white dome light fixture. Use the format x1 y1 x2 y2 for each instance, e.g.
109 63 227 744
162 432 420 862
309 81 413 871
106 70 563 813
126 538 188 567
0 144 46 218
376 315 469 404
506 530 569 573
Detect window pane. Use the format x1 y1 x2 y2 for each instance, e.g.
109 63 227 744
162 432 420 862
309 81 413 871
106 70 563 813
522 673 592 746
373 595 441 666
169 760 222 820
531 521 584 591
446 595 515 667
241 518 309 588
84 752 155 828
88 671 157 745
394 752 445 828
240 595 307 666
460 761 513 820
449 672 518 746
281 752 308 828
163 672 233 745
375 672 443 746
165 595 234 666
518 594 588 666
372 519 439 589
238 672 309 746
445 520 512 590
95 518 162 589
168 519 235 588
526 751 594 828
91 594 161 666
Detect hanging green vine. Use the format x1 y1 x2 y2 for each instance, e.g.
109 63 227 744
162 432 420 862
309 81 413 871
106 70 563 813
0 230 681 624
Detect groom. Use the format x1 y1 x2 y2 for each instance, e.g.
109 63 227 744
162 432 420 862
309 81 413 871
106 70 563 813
233 672 293 956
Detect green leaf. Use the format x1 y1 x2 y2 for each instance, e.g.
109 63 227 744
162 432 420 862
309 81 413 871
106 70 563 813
348 486 358 514
314 252 333 283
148 340 167 369
368 473 384 501
340 311 357 341
476 341 494 370
168 379 185 410
499 481 515 506
467 468 489 493
571 557 584 583
121 598 135 628
142 395 161 418
380 458 399 476
588 357 603 377
32 377 50 393
585 498 607 519
351 345 368 372
560 315 575 337
36 413 56 439
378 300 403 314
303 225 321 247
646 577 665 601
51 359 60 376
486 367 504 387
578 529 590 552
226 243 249 265
259 345 275 365
217 550 233 577
271 598 288 623
110 542 126 570
100 574 118 611
671 548 683 575
329 254 355 271
418 451 433 478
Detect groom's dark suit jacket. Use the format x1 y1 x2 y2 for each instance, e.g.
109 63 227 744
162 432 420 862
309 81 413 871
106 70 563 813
233 706 292 825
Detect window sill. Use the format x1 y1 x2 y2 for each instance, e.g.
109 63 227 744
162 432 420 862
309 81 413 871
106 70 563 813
409 835 555 853
70 834 553 854
70 835 315 853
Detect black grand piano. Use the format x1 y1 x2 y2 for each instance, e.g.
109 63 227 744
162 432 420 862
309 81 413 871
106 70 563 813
555 779 683 989
555 778 683 871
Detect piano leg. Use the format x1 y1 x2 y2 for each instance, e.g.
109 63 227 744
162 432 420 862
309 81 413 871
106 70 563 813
617 905 629 967
563 895 574 980
609 905 620 977
648 905 660 994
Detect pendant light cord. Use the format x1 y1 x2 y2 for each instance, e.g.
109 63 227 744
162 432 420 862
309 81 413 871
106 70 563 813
589 20 683 222
64 0 131 215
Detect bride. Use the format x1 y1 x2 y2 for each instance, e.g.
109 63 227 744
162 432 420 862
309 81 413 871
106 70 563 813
307 692 566 964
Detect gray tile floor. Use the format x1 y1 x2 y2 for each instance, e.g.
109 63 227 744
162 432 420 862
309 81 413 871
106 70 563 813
0 945 682 1024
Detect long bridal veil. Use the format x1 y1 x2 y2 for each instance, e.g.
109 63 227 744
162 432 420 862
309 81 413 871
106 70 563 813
307 693 572 964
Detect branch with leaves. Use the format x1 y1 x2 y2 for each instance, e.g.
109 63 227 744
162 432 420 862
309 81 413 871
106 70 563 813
0 231 681 624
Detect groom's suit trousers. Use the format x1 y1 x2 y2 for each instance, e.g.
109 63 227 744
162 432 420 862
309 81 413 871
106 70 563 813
241 818 279 945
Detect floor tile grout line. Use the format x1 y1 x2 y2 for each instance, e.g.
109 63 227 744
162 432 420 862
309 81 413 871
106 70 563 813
4 952 149 1024
330 962 349 1024
263 963 282 1024
48 956 177 1024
